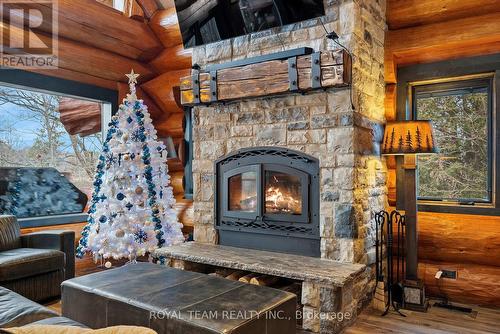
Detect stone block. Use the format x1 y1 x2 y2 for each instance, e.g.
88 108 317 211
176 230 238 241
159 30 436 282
265 107 308 123
200 140 225 160
236 112 264 124
336 238 354 262
321 191 340 202
327 128 353 154
287 121 309 131
194 225 217 244
230 125 253 137
334 204 357 238
205 39 232 62
302 306 320 333
319 286 341 313
320 237 337 260
311 115 337 129
308 129 327 144
302 282 320 307
288 130 309 145
296 93 327 106
310 105 327 115
256 125 286 145
319 216 334 238
200 173 214 202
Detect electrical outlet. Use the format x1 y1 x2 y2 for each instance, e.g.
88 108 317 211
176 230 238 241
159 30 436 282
440 269 457 279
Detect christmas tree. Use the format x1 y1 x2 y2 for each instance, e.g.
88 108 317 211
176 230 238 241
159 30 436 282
76 70 184 262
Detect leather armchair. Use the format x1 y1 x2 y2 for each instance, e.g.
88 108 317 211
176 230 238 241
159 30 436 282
0 215 75 302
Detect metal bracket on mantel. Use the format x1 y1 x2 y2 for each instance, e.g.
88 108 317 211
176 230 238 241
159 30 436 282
288 57 299 92
191 70 200 104
209 70 217 102
311 52 322 89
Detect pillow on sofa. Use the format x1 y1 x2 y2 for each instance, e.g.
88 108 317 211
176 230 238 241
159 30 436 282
2 325 158 334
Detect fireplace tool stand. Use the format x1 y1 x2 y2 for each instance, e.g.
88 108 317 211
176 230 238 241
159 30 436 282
375 210 406 317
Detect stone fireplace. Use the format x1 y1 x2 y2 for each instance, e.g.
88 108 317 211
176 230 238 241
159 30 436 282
191 0 387 264
158 0 387 332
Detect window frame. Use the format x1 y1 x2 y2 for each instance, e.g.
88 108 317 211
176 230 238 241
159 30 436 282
396 53 500 216
411 76 494 204
0 69 118 227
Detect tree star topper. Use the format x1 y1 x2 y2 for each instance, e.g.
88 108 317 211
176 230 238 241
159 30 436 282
126 69 140 85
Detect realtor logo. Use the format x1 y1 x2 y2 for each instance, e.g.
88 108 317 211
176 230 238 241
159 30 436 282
0 0 58 68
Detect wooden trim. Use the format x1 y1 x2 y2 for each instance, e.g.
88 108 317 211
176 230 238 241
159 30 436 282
179 50 351 106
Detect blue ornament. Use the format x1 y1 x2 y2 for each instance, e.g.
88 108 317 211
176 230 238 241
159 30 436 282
131 129 142 142
126 202 133 210
134 229 148 243
99 215 107 223
116 193 125 201
127 116 133 124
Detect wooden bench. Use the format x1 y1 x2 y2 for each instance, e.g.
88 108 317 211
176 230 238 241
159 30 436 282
61 262 296 334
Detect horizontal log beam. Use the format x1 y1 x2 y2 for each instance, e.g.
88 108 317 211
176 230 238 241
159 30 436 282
59 97 101 136
2 0 162 61
149 8 184 47
385 12 500 82
419 260 500 307
4 24 155 83
142 69 189 113
387 0 500 30
180 50 350 105
418 212 500 267
150 45 192 72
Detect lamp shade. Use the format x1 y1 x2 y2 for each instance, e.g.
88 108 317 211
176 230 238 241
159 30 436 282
382 120 437 155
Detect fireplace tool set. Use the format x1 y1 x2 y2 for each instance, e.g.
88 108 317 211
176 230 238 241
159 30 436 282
375 210 407 317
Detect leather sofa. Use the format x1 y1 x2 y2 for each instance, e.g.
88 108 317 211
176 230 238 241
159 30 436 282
0 286 85 328
0 215 75 302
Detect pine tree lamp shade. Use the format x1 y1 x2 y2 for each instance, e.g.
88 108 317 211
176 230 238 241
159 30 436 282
382 120 437 155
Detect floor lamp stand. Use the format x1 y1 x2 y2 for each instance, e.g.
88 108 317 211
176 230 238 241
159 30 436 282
402 155 428 312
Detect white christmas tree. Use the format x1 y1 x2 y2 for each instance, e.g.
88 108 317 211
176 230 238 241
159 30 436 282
76 70 184 262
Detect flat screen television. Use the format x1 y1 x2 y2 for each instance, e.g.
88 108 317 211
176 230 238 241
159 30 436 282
175 0 326 48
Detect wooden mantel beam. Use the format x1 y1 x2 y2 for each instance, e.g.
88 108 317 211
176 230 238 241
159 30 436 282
180 50 350 105
385 12 500 83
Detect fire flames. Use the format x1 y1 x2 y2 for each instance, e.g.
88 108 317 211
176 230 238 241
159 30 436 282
265 185 301 214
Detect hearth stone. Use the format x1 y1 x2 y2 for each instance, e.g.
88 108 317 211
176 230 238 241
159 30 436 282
154 242 370 333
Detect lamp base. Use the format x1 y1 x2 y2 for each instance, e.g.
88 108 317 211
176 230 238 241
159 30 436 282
402 279 429 312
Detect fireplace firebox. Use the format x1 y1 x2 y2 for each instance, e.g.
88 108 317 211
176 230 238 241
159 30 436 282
215 147 320 257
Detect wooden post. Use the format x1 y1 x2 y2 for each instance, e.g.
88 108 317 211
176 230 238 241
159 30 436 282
403 154 418 280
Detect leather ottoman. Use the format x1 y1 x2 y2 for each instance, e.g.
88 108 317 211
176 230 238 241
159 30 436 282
61 263 296 334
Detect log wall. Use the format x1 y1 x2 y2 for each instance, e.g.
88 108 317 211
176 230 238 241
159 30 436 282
385 0 500 306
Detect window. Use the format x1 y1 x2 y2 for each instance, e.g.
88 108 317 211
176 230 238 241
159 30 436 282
412 77 493 204
0 82 112 222
397 54 500 215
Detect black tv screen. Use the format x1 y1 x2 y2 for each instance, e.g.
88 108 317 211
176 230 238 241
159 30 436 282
175 0 326 48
